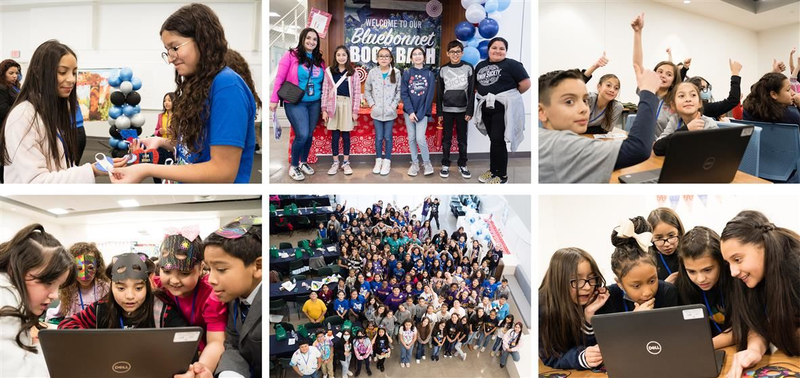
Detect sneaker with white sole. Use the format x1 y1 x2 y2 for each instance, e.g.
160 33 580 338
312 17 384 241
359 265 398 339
462 353 467 361
422 355 426 360
458 165 472 178
480 346 486 352
328 161 340 175
373 158 382 174
408 162 420 176
416 359 420 364
299 162 315 175
380 159 391 175
348 371 354 376
289 166 305 181
486 175 508 184
478 170 493 183
342 161 353 175
440 166 450 178
423 162 434 175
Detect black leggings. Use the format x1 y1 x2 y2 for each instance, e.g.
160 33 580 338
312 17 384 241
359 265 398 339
332 130 351 157
482 102 508 178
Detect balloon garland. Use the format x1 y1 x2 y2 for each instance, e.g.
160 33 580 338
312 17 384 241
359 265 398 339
456 0 512 65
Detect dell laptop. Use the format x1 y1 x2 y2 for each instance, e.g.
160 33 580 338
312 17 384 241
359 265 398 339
592 304 725 378
40 326 202 378
619 125 754 183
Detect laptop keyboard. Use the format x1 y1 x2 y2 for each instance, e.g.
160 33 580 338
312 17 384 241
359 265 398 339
639 177 659 184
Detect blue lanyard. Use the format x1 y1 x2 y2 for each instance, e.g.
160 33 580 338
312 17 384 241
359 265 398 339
677 119 683 130
174 288 199 325
119 316 125 329
658 253 673 275
655 99 665 120
77 283 97 310
233 298 246 335
590 101 607 124
623 299 630 312
702 291 724 334
56 132 73 168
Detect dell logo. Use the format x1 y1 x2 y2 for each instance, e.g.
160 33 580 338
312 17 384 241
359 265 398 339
703 157 715 170
112 361 131 373
646 341 662 355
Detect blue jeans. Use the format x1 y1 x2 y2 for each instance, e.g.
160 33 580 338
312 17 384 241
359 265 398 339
301 371 319 378
415 342 427 360
404 114 430 164
480 332 493 348
373 119 394 159
285 100 321 167
492 335 503 352
400 343 413 364
500 350 520 366
432 344 441 358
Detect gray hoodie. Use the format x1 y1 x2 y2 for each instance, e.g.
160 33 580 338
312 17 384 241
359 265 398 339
365 67 402 121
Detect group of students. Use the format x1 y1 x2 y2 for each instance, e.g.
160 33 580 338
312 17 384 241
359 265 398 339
271 27 531 184
538 12 800 183
539 207 800 378
276 198 523 378
0 216 263 378
0 3 259 184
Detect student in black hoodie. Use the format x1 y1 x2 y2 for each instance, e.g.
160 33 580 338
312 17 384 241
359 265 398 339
436 41 475 179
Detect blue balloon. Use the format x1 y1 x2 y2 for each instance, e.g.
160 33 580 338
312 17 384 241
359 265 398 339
467 36 480 48
497 0 511 12
478 18 499 39
463 46 480 66
131 77 142 90
109 106 122 119
122 104 136 117
476 229 483 236
484 234 492 243
133 105 141 114
454 21 476 42
109 137 117 148
484 0 498 13
119 67 133 81
478 40 490 59
108 75 121 88
470 203 477 209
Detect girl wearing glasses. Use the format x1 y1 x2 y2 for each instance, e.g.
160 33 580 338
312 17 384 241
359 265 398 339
112 4 257 183
647 207 685 284
539 247 609 370
365 48 401 176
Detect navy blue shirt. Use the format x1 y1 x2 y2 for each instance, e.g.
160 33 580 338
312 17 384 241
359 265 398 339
331 70 350 97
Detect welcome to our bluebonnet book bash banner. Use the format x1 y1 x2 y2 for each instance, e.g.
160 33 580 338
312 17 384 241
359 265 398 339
344 2 442 71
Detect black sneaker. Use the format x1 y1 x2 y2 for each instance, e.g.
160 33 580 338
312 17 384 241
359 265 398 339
458 165 472 179
440 166 450 178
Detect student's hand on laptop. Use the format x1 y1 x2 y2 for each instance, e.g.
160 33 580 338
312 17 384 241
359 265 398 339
726 349 762 378
585 345 603 367
634 64 661 94
174 363 213 378
633 298 655 311
665 272 679 284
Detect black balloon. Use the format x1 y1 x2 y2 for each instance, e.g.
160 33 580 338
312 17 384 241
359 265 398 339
126 91 141 106
133 126 143 136
109 126 122 139
111 148 127 158
110 91 126 107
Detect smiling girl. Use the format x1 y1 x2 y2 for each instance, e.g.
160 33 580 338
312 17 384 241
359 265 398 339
1 224 75 377
652 81 718 156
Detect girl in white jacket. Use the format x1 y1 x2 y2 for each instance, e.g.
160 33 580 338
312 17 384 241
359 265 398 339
0 224 76 377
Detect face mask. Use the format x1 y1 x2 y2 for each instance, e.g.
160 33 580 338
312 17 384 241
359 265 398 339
75 254 97 282
700 90 712 100
344 334 350 340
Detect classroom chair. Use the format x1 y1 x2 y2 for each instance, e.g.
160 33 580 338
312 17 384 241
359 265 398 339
731 119 800 182
290 274 307 282
624 114 636 132
294 294 310 318
717 122 761 177
273 321 295 335
324 315 344 328
298 216 312 228
269 299 291 322
279 357 292 378
288 259 304 275
304 321 323 334
316 215 328 225
279 242 293 249
329 265 341 276
316 266 333 278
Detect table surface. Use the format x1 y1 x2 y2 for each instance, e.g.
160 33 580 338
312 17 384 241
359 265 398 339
538 346 798 377
578 132 770 184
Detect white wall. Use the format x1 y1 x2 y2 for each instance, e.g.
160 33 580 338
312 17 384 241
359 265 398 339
539 1 762 104
537 195 800 284
757 23 800 78
1 1 262 138
0 211 65 243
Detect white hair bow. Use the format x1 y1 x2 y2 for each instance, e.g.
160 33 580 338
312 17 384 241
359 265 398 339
614 219 653 251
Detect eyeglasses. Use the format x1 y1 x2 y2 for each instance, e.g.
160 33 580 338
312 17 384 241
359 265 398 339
161 40 192 64
448 50 463 55
569 277 600 289
378 55 391 59
653 235 679 247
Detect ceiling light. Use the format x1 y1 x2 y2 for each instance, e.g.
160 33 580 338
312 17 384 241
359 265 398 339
48 208 69 215
118 200 140 208
684 0 691 3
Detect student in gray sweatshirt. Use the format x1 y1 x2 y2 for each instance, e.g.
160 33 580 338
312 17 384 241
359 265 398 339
400 47 437 177
364 48 402 176
436 40 475 179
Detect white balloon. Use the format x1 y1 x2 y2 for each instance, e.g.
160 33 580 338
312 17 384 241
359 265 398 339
130 113 146 128
108 118 115 127
461 0 477 10
465 3 487 24
116 115 131 129
119 81 133 95
488 11 502 22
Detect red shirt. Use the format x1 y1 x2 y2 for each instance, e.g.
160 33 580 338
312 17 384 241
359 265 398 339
154 275 228 350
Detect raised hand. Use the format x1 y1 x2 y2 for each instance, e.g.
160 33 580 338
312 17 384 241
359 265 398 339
773 59 786 73
729 59 743 76
634 63 661 94
631 13 644 32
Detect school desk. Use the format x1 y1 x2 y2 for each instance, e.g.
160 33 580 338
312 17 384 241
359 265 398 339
269 206 336 233
578 133 771 184
270 195 332 208
270 324 343 357
269 244 341 275
287 105 459 164
537 346 797 377
269 278 339 303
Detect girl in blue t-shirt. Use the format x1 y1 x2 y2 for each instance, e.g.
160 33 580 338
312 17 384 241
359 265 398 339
112 4 256 183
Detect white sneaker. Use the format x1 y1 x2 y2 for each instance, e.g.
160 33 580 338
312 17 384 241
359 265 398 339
373 158 383 174
380 159 391 175
408 162 420 176
324 375 328 378
289 166 305 181
342 161 353 175
299 162 315 175
416 359 420 364
481 347 486 352
328 161 340 175
462 353 467 361
422 355 426 360
423 162 434 175
348 371 354 376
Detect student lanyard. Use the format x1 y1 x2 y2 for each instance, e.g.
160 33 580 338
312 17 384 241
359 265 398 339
659 253 673 275
655 99 665 120
590 102 606 124
77 282 97 310
702 291 724 334
173 288 199 325
56 132 73 168
119 316 126 329
233 298 247 334
623 298 630 312
300 351 312 371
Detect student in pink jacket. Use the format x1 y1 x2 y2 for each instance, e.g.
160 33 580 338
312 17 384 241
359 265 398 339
270 27 326 181
321 46 362 176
